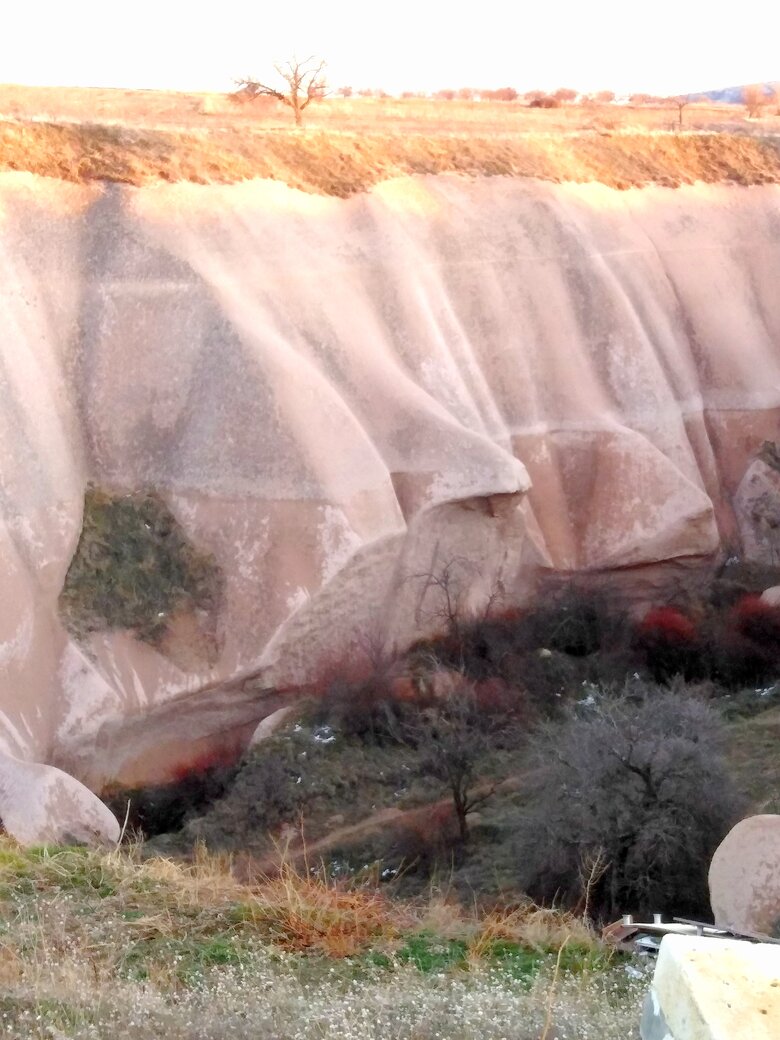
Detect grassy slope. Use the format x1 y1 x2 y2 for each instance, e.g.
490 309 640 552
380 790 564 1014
725 703 780 813
0 841 643 1039
2 120 780 195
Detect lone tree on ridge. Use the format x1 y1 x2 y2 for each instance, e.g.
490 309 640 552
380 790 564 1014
235 56 328 126
667 94 690 130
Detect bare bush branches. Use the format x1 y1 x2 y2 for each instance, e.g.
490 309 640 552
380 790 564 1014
517 681 743 920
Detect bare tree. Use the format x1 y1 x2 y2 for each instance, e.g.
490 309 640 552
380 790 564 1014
667 94 690 130
235 56 328 126
396 677 505 843
516 681 742 920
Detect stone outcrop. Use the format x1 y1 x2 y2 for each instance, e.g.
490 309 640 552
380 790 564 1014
735 444 780 564
709 814 780 937
641 934 780 1039
0 751 120 846
2 171 780 839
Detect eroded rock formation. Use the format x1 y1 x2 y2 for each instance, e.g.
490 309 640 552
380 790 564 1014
2 170 780 839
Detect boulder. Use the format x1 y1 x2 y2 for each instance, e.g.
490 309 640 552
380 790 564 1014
641 934 780 1040
709 814 780 936
248 705 298 747
0 751 120 846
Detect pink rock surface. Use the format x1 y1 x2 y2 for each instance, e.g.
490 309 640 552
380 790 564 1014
1 171 779 838
709 815 780 936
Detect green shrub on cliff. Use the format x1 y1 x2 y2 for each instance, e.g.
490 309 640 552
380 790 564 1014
60 487 221 644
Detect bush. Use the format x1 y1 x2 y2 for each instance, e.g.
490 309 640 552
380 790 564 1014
408 586 628 717
60 486 221 644
522 587 626 658
180 744 308 850
732 595 780 647
634 606 701 682
516 682 742 921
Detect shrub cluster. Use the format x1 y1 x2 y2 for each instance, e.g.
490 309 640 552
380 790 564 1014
60 486 222 645
635 590 780 689
515 682 743 920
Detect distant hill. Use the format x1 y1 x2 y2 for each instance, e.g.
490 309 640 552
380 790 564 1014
692 82 779 104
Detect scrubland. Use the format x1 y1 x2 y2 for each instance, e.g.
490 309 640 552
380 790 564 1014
0 841 647 1039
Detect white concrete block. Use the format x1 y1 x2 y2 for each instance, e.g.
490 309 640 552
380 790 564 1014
642 935 780 1040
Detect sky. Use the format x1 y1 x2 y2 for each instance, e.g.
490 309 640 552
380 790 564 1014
1 0 778 98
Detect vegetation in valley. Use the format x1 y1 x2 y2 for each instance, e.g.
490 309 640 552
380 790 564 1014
117 556 780 931
59 486 221 645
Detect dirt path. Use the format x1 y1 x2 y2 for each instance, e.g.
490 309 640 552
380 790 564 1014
233 773 527 881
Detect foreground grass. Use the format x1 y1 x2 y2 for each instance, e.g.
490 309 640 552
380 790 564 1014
0 840 646 1038
2 120 780 195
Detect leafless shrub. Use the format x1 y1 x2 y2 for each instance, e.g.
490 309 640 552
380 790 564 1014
409 556 505 665
481 87 519 102
516 681 743 920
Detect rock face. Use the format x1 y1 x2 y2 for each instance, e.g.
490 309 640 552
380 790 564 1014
2 170 780 838
735 444 780 563
641 934 780 1040
709 814 780 936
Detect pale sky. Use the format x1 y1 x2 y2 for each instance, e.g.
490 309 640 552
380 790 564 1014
1 0 777 97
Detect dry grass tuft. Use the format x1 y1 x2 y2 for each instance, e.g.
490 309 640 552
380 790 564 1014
246 862 405 956
2 119 780 195
466 902 596 961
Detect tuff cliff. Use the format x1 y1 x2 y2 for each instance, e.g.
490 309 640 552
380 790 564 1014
2 169 779 839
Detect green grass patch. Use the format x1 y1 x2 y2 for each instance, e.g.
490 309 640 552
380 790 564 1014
119 932 253 983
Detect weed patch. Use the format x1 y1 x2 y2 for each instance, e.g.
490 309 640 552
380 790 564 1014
0 837 643 1038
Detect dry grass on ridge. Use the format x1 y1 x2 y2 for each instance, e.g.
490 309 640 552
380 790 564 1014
0 838 596 966
2 119 780 196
